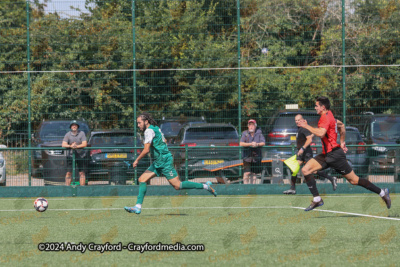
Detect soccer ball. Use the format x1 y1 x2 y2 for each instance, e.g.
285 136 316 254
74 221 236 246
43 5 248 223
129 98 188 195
261 48 268 54
34 197 48 212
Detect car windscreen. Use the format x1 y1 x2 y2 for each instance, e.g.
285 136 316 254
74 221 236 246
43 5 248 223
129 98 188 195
90 133 135 146
160 122 183 137
39 122 89 141
336 130 360 144
185 127 238 141
274 114 320 129
371 117 400 141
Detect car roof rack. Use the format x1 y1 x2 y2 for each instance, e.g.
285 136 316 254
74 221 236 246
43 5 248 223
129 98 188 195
362 112 374 115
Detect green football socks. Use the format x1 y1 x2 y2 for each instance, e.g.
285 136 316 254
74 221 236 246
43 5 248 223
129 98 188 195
136 182 147 205
180 181 204 189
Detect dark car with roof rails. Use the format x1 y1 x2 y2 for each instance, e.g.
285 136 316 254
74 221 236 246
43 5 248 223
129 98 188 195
159 116 206 144
31 119 90 185
360 113 400 176
323 126 368 178
87 130 151 185
264 110 322 159
262 110 322 178
264 110 360 179
170 123 240 179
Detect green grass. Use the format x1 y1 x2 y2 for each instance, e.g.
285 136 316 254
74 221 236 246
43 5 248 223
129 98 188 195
0 194 399 266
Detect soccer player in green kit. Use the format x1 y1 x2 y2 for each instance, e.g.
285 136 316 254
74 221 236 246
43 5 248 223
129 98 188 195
124 113 217 214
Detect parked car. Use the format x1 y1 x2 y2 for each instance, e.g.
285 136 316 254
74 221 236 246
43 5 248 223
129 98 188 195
360 113 400 174
264 110 322 160
264 110 364 178
170 123 240 179
327 126 368 178
159 116 206 144
31 120 90 185
0 145 6 186
87 130 151 185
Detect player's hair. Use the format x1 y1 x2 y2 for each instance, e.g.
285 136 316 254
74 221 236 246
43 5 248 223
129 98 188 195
138 112 157 126
316 96 331 110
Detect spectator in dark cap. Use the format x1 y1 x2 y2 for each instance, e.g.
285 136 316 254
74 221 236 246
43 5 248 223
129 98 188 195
62 120 87 186
240 119 265 184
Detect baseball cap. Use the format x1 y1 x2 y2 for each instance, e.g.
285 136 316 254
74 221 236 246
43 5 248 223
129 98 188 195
248 119 257 125
69 120 80 129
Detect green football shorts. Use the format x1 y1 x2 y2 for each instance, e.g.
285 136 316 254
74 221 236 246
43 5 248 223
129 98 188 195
147 154 178 180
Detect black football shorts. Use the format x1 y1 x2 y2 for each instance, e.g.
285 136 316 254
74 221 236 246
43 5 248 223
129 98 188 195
313 147 353 175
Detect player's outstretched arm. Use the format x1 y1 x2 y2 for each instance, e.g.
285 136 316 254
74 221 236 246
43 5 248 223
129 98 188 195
133 143 150 168
298 120 327 138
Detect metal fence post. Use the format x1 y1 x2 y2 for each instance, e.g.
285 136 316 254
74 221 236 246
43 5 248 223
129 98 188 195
185 145 188 181
396 147 400 182
26 0 32 186
72 151 76 185
132 0 138 186
237 0 242 179
342 0 346 125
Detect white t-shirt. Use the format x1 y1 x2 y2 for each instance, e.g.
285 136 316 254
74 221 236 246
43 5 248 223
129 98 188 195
144 128 155 144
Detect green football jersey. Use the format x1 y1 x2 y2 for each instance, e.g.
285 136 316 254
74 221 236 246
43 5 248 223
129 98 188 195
145 125 171 162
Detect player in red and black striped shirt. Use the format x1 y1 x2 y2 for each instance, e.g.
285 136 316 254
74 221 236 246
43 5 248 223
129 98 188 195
298 96 391 211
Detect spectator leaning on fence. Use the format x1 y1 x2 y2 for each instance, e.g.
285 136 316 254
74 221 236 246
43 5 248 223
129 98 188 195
240 119 265 184
62 120 87 186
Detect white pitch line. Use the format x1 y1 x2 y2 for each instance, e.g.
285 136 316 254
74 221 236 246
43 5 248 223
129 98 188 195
0 206 291 212
292 207 400 221
0 195 388 201
0 206 399 222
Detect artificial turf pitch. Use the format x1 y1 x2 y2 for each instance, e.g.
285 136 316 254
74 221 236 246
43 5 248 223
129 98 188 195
0 194 399 266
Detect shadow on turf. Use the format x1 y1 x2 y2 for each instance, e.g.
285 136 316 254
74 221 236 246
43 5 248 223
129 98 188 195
141 213 188 216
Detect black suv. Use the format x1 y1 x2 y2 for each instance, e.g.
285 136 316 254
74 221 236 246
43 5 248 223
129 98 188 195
360 113 400 174
159 116 206 144
31 120 90 184
87 130 151 185
171 123 240 179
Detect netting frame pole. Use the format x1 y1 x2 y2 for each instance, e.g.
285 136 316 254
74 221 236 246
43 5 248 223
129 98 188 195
342 0 346 125
237 0 242 180
132 0 138 185
26 0 32 186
